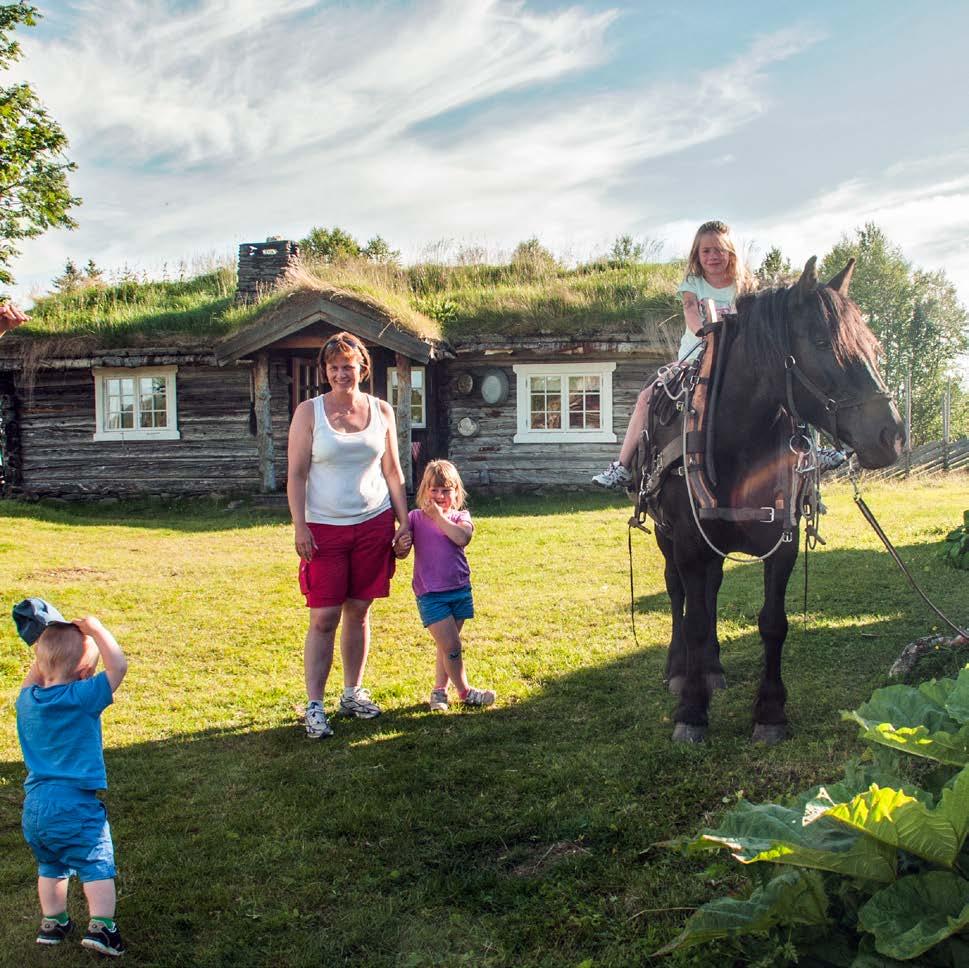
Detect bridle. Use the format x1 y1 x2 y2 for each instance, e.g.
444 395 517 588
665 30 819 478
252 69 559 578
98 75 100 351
781 287 894 451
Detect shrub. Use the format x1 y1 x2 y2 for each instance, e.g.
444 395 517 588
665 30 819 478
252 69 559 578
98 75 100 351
660 666 969 965
940 511 969 571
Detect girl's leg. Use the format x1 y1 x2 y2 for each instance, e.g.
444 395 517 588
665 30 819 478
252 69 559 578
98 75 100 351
37 876 69 916
427 617 470 694
82 878 116 919
340 598 373 687
618 387 651 468
434 646 449 691
304 606 341 701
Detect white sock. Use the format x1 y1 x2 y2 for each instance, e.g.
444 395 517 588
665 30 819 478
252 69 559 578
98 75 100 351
343 686 361 698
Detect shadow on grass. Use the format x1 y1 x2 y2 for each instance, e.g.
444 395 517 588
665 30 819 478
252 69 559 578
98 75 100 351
0 600 948 966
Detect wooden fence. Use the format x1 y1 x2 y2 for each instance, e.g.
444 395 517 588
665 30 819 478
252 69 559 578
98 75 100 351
831 436 969 480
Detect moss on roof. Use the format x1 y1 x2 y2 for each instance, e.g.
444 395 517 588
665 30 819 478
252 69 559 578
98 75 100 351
6 256 684 355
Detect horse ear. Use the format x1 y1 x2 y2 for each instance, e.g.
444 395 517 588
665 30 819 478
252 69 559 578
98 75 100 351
796 256 818 298
826 258 856 296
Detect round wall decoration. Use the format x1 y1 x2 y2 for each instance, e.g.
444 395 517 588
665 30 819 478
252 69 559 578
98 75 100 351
454 372 474 395
479 368 509 405
457 416 479 437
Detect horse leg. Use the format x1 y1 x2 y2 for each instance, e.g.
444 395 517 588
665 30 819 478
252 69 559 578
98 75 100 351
657 531 686 694
703 557 727 692
752 545 797 744
672 545 713 743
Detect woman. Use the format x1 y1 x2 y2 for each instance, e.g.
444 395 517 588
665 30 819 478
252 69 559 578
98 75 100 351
287 332 412 739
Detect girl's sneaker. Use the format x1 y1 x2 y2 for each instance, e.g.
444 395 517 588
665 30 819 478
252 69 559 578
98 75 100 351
462 687 496 707
592 460 632 488
81 920 125 957
36 916 74 945
429 688 449 711
304 700 333 739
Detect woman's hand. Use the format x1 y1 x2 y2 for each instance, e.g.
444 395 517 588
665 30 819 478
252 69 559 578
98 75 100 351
294 523 317 561
0 303 28 333
392 525 412 557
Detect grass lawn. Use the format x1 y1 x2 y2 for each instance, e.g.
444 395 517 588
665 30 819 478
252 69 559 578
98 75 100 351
1 479 966 967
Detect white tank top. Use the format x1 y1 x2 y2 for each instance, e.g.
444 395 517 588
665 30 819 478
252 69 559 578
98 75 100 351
305 394 391 525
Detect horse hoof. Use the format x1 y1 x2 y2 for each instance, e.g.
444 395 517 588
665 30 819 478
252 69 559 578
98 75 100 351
752 724 786 745
673 723 706 744
667 675 685 696
706 673 727 691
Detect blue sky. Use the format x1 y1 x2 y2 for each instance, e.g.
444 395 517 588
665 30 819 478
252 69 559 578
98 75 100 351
7 0 969 316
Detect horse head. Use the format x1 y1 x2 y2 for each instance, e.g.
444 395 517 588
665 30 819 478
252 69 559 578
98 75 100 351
787 258 904 469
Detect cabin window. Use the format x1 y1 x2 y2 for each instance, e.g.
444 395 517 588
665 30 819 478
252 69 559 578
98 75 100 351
387 366 426 428
512 363 617 444
93 366 180 442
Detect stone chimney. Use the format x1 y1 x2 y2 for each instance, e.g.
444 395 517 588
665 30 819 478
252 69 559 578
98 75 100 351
235 238 300 303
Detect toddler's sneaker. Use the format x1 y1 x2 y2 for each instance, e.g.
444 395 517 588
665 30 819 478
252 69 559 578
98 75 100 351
304 699 333 739
592 460 632 488
81 919 125 957
429 687 449 711
36 916 74 946
817 447 847 473
339 687 381 719
462 687 496 707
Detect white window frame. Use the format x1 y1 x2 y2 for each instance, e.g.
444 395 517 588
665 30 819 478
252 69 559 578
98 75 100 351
513 362 617 444
93 366 181 442
387 365 426 429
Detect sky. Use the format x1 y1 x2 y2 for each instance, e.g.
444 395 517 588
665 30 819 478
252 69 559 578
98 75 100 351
6 0 969 315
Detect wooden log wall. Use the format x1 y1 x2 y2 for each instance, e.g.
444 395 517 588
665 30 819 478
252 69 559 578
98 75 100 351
13 364 267 498
445 354 664 490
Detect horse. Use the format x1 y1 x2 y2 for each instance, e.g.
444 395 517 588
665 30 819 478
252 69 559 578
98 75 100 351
632 257 904 744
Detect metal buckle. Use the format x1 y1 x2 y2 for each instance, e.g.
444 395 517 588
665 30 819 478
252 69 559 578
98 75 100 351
781 529 794 543
761 506 776 523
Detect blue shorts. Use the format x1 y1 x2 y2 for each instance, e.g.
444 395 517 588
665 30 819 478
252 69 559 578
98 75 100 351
22 786 116 882
416 585 474 627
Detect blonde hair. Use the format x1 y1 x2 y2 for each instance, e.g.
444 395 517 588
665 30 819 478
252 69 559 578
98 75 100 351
318 331 372 383
685 220 753 295
416 460 467 511
35 622 89 679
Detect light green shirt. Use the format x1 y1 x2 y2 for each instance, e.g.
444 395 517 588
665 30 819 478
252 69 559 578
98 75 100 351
675 275 737 360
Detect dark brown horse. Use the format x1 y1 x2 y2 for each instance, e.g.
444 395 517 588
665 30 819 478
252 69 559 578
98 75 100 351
635 258 904 743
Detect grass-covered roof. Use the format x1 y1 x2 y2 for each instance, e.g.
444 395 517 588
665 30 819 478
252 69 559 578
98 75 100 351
3 254 685 353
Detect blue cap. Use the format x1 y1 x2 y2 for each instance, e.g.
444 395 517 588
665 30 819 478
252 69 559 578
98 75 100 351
12 598 67 646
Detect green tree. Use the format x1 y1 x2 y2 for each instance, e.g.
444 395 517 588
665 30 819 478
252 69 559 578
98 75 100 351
610 234 644 266
362 235 400 266
510 237 557 281
820 224 969 444
299 225 361 262
756 245 793 287
0 3 80 287
52 257 82 292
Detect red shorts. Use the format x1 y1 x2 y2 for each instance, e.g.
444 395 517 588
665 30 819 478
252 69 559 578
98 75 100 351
299 508 397 608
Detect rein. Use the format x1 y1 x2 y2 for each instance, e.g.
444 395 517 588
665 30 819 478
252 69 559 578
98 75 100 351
848 471 968 639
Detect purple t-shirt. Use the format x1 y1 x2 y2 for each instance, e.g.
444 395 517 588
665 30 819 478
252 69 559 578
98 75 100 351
408 507 473 597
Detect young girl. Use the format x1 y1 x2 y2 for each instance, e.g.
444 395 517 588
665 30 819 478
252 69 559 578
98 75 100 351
396 460 495 710
593 220 754 488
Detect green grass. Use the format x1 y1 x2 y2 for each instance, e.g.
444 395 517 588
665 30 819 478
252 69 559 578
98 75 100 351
0 480 966 967
15 258 683 346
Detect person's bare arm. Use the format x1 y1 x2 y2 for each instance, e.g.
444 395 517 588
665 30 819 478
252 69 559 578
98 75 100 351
74 616 127 692
287 399 317 561
21 662 42 688
421 500 473 547
379 401 412 547
681 291 703 336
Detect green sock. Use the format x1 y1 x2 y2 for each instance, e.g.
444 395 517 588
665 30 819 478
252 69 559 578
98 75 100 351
48 911 69 925
91 916 116 930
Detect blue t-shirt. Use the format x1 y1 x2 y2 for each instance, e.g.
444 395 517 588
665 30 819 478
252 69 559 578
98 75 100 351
15 672 113 794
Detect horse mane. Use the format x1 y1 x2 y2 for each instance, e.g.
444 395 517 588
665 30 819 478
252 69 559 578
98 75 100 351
734 283 882 372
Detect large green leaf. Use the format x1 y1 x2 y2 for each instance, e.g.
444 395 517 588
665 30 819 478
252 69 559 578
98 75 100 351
845 680 969 766
699 800 896 882
945 666 969 724
818 769 969 867
858 871 969 960
654 868 829 955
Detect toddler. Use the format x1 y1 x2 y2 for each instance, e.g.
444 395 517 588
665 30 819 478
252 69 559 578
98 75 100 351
13 599 128 956
397 461 495 710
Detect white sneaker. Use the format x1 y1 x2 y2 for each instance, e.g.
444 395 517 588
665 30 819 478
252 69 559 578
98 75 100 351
461 686 496 707
429 687 449 711
592 460 632 488
304 700 333 739
339 687 381 719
